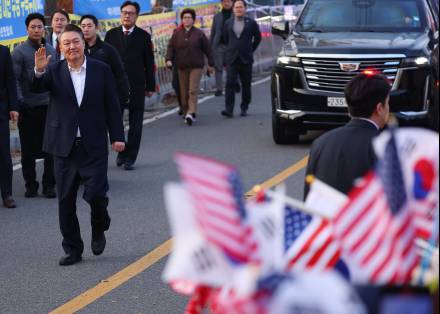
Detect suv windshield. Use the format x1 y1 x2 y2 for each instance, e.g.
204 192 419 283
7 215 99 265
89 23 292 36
297 0 427 32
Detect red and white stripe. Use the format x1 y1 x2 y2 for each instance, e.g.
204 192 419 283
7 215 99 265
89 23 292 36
175 153 259 264
284 218 341 271
333 173 435 284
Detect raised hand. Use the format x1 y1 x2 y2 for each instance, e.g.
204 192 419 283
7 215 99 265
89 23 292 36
35 47 52 72
9 111 19 123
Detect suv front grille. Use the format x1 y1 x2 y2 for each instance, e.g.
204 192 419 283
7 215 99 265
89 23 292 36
301 57 402 93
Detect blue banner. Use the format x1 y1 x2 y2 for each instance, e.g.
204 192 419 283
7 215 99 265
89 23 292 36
73 0 152 20
0 0 45 42
173 0 218 9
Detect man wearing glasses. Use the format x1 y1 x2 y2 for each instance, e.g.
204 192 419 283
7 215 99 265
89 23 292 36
12 13 57 199
105 1 156 171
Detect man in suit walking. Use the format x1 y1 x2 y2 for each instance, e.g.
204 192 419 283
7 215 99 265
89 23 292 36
33 24 125 266
0 45 19 208
80 14 130 107
105 1 156 171
210 0 234 96
304 74 391 198
221 0 261 117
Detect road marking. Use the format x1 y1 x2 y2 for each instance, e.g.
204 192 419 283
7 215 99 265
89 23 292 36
49 154 309 313
12 77 271 172
245 155 309 198
49 239 173 314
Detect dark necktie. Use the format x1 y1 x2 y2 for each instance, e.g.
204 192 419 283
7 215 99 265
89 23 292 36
55 38 61 55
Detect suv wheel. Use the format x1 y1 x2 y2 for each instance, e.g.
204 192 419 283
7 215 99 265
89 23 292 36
272 115 300 144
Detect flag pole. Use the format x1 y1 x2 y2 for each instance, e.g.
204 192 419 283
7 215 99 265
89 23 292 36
251 184 331 219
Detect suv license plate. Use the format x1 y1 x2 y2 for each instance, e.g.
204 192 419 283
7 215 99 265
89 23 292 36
327 97 347 107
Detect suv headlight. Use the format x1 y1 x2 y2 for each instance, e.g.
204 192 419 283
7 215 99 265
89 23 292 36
277 56 301 65
402 56 430 67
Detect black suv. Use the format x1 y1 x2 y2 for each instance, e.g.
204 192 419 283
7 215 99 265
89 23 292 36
271 0 439 144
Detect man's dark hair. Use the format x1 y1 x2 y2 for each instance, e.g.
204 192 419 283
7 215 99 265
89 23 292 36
180 8 196 20
121 1 141 14
345 74 391 118
60 24 85 41
80 14 99 27
234 0 248 7
51 9 70 22
25 13 46 27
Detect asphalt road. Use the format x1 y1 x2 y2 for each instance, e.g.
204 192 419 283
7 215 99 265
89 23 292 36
0 79 319 314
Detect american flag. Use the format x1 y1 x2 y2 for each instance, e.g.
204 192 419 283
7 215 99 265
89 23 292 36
333 133 434 284
209 288 267 314
175 153 259 264
284 206 341 271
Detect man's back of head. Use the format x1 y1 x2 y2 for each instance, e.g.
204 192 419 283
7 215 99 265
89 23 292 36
345 74 392 129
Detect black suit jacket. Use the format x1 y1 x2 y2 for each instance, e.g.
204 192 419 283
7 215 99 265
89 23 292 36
32 58 125 158
85 36 130 105
0 45 18 121
105 26 155 93
304 119 379 198
45 31 61 60
223 16 262 65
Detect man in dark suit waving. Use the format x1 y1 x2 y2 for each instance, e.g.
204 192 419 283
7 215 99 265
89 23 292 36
105 1 156 170
0 45 19 208
221 0 261 117
33 24 125 266
304 74 391 198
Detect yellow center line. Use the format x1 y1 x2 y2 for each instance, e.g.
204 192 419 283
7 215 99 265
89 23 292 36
49 154 309 314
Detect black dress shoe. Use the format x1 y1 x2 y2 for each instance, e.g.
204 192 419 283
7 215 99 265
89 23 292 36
215 90 223 97
91 232 106 256
43 187 57 199
2 196 17 208
59 254 82 266
116 156 125 167
124 161 135 171
221 110 233 118
25 187 38 198
240 110 248 117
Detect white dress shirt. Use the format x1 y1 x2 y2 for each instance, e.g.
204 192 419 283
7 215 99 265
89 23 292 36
52 32 58 49
122 25 135 35
35 57 87 137
68 58 87 137
355 117 380 130
53 32 65 60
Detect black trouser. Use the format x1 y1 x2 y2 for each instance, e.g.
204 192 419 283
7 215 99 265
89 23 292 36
172 65 183 111
54 140 110 256
119 89 145 164
0 118 13 200
18 106 55 190
225 60 253 114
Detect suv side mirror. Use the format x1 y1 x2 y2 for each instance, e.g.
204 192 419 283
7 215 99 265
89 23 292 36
428 29 439 50
272 21 290 39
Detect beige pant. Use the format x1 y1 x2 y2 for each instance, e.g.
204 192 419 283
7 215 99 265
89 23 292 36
178 68 203 114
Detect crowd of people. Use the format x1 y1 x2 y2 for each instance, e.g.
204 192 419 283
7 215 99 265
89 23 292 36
0 0 262 265
1 0 425 270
